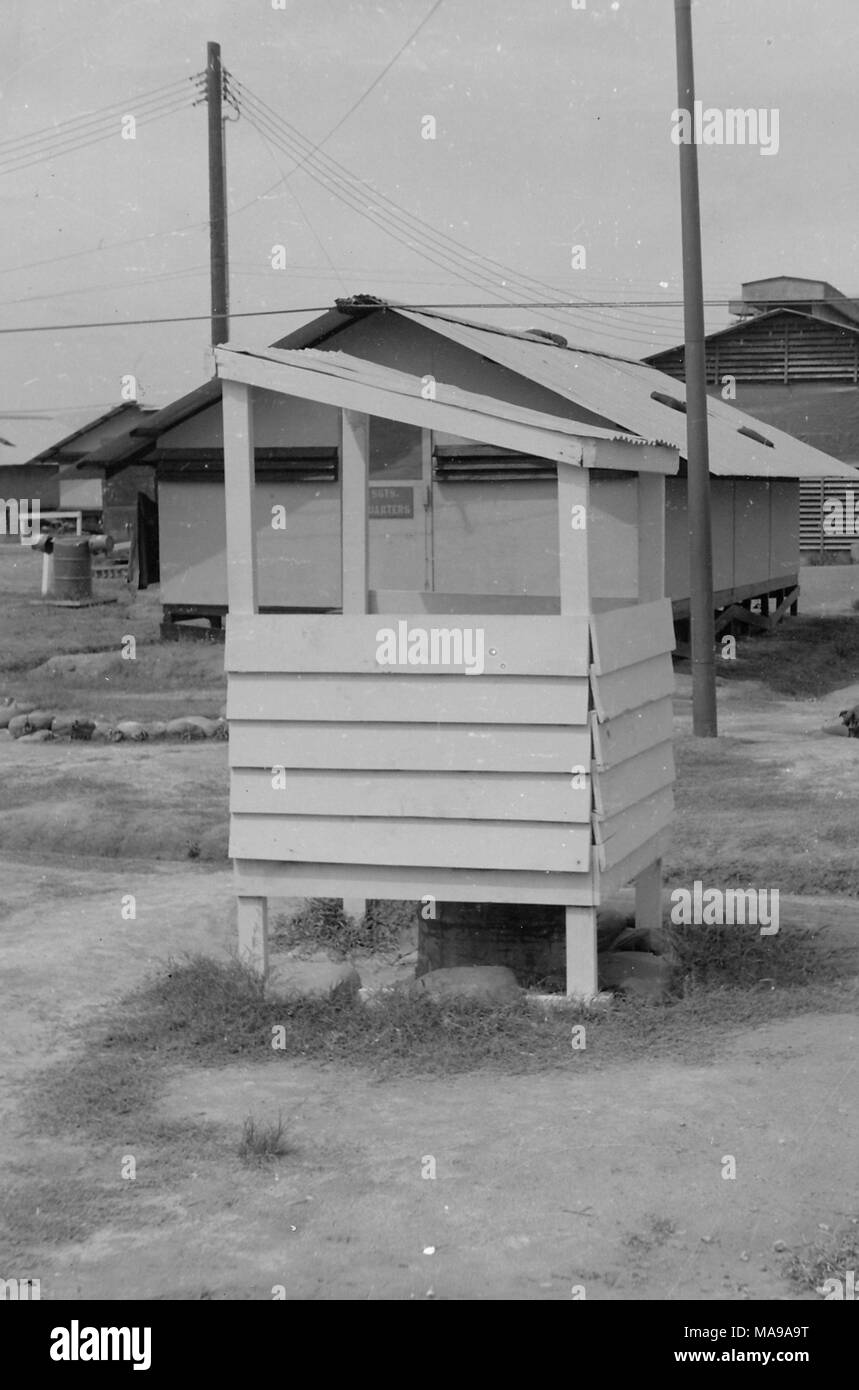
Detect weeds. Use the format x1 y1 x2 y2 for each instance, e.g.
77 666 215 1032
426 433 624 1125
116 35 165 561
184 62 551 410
238 1114 292 1166
714 615 859 698
663 920 845 991
273 898 412 959
782 1221 859 1295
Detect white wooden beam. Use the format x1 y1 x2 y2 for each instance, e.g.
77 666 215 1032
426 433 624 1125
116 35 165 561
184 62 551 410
637 473 666 603
237 895 268 974
341 409 370 614
221 379 258 616
217 348 587 467
565 905 598 998
634 857 663 939
340 408 369 918
556 467 590 616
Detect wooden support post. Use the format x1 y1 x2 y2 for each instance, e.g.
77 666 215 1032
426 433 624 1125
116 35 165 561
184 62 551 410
340 408 370 920
637 473 666 604
556 466 590 614
634 857 663 938
222 379 258 616
237 895 268 974
557 465 598 997
341 409 370 614
223 381 269 969
565 905 598 999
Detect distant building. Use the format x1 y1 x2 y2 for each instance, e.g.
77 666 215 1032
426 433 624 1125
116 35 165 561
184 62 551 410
646 277 859 555
134 297 855 639
27 402 158 541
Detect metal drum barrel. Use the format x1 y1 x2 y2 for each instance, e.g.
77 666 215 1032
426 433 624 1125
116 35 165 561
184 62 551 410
52 536 92 601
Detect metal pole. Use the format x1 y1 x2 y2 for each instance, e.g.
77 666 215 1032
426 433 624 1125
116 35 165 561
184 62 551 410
206 41 229 347
673 0 717 735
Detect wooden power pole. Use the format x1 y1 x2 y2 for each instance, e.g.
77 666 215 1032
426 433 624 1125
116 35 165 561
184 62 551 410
206 40 229 347
673 0 717 736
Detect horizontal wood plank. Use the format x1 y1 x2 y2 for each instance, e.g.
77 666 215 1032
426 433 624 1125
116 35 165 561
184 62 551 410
229 814 591 873
231 768 592 823
233 857 597 906
589 598 676 675
593 787 675 871
596 828 673 898
215 346 588 466
227 673 589 726
229 721 592 772
369 590 561 615
591 698 674 769
590 653 675 723
226 613 589 676
592 741 675 818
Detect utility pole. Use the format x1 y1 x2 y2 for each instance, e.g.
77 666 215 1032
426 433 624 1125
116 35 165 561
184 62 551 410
673 0 717 736
206 40 229 347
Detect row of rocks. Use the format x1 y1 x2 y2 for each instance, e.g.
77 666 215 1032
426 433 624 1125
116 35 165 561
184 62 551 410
265 956 671 1006
0 700 227 743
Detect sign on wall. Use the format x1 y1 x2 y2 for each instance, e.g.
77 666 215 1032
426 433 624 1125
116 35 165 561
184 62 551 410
369 485 414 520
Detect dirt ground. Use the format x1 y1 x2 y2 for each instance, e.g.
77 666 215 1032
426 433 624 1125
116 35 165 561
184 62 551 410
1 667 857 1300
1 558 857 1301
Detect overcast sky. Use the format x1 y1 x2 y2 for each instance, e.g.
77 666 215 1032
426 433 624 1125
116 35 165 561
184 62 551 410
1 0 857 451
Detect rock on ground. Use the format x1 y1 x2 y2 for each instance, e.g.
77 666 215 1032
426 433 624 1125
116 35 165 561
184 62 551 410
598 951 672 1001
596 907 635 952
266 960 361 1001
410 965 521 1004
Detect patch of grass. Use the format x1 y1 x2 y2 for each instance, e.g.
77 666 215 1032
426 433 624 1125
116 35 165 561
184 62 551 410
14 947 857 1258
716 615 859 698
624 1214 677 1255
782 1220 859 1295
0 754 229 864
274 898 412 959
24 954 857 1112
664 920 845 991
667 737 859 896
238 1113 292 1166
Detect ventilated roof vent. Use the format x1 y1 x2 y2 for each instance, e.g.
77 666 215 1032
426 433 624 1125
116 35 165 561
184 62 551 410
737 425 775 447
651 390 687 414
522 328 569 348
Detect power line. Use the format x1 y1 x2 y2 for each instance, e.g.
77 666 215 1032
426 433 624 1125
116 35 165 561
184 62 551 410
227 76 669 343
0 299 716 337
226 0 444 211
315 0 445 150
233 84 673 348
229 76 687 346
0 75 201 155
0 89 199 176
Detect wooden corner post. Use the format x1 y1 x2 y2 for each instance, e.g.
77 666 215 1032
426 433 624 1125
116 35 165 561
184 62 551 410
557 463 598 999
341 408 370 921
634 470 667 939
222 377 268 972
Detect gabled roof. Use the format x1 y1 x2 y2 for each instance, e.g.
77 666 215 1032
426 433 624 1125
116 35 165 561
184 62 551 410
25 401 160 475
216 345 677 472
387 305 856 479
30 402 140 460
647 306 859 357
143 296 858 480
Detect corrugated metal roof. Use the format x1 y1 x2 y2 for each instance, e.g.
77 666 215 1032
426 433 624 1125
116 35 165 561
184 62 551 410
227 345 673 461
395 307 857 480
